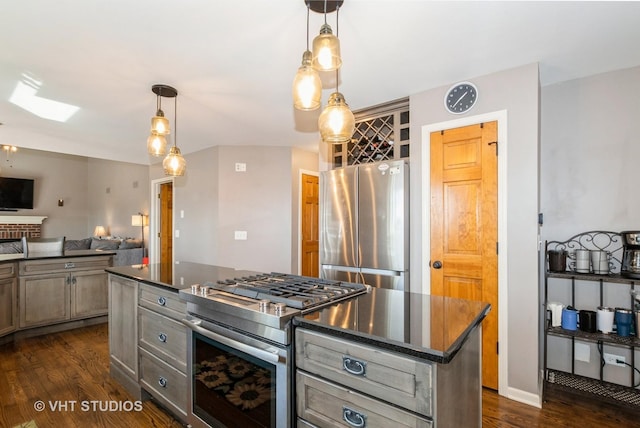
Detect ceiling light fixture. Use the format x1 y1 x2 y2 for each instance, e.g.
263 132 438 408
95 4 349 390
161 88 186 176
147 84 176 157
292 4 322 111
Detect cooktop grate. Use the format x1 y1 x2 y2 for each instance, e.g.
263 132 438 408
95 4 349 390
212 272 365 310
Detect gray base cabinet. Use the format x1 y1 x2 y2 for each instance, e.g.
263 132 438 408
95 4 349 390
108 274 139 397
107 273 188 422
295 327 481 427
137 282 188 420
0 263 17 337
19 256 110 329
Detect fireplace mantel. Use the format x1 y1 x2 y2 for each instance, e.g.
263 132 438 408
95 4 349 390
0 215 48 225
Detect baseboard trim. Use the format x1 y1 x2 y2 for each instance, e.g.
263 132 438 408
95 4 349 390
505 386 542 408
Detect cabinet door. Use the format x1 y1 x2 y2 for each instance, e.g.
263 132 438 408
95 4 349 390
19 273 70 328
0 277 17 336
108 274 138 381
71 269 108 318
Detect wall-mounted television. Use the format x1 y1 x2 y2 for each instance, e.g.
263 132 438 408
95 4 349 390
0 177 35 210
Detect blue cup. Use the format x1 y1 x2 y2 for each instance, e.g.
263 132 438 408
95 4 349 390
615 308 633 337
561 307 578 330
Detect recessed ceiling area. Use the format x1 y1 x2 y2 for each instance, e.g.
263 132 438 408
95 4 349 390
1 1 639 165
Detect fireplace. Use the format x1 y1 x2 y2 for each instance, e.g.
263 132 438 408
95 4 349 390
0 215 48 241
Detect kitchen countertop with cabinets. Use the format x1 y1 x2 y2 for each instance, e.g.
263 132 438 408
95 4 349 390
294 286 491 363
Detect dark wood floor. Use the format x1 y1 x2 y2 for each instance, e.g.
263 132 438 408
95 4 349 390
1 323 639 427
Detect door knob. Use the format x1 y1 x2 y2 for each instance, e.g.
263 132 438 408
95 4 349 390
432 260 443 269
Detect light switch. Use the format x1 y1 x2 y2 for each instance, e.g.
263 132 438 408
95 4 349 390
234 230 247 240
180 210 184 218
235 163 247 172
175 230 180 238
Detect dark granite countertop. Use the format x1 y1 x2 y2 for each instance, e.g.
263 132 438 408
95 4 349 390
293 287 491 364
106 262 257 293
0 249 115 262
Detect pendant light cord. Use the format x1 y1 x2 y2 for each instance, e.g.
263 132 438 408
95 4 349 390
323 0 327 24
306 4 310 50
335 5 340 93
173 96 177 148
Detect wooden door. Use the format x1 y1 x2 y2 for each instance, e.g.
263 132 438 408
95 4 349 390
430 121 498 390
159 182 173 282
301 174 319 277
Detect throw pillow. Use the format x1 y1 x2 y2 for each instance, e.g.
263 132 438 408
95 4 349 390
119 239 142 249
64 238 92 250
90 238 121 250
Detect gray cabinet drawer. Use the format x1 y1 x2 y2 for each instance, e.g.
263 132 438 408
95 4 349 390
0 262 16 279
139 283 185 320
297 371 433 428
139 347 187 418
19 256 112 276
296 328 433 417
138 306 187 373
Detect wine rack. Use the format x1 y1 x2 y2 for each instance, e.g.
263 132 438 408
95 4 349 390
331 97 409 169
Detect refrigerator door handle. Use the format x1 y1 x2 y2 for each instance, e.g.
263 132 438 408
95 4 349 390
321 265 361 273
359 267 403 276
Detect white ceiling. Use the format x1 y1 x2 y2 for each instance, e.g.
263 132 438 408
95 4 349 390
1 1 639 165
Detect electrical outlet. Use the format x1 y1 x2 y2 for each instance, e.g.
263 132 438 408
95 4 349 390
603 353 626 367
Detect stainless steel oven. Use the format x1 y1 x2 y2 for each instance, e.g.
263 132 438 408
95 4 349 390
183 315 291 428
179 272 367 428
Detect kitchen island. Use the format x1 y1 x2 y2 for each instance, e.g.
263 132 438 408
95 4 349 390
106 263 489 427
294 287 490 427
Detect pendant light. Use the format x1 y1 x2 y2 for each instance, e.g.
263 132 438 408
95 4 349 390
292 5 322 110
147 85 177 157
311 0 342 72
318 88 355 143
317 3 354 143
162 93 186 176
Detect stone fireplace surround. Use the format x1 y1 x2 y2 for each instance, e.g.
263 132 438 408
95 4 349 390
0 215 47 241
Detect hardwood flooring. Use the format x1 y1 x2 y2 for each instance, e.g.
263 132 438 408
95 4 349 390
0 323 639 427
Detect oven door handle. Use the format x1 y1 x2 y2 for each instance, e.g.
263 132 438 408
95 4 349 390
181 318 285 364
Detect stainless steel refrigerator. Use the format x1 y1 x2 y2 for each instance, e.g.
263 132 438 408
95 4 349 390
320 160 409 290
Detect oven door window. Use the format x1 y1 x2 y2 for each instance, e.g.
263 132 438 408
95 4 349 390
193 331 277 428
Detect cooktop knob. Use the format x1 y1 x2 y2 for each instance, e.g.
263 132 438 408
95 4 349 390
259 299 271 311
274 302 287 315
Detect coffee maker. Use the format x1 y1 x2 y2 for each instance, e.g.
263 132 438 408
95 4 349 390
621 231 640 279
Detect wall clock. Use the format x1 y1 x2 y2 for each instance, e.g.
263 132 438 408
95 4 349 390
444 82 478 114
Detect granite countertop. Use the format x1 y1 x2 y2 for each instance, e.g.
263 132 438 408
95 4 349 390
293 287 491 364
0 249 116 262
106 262 258 292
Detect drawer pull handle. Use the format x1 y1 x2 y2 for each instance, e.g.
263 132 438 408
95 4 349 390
342 356 367 376
158 377 167 388
65 262 75 269
157 296 167 306
158 333 167 343
343 406 366 428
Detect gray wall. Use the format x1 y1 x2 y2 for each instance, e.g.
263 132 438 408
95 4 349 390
154 145 318 274
540 65 640 386
409 63 541 402
0 148 147 240
87 158 150 240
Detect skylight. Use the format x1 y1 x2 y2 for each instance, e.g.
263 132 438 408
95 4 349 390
9 74 79 122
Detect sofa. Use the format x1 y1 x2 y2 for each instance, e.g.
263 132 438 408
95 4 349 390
0 237 144 266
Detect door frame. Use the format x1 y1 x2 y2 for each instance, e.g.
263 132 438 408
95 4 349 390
421 109 508 394
298 168 319 275
149 176 175 265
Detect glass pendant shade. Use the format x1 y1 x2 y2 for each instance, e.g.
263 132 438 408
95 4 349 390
150 110 170 135
163 146 186 176
292 51 322 111
318 92 355 143
147 133 167 156
312 24 341 72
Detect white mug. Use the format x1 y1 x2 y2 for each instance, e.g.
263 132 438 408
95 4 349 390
590 250 611 274
568 249 590 273
547 302 564 327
